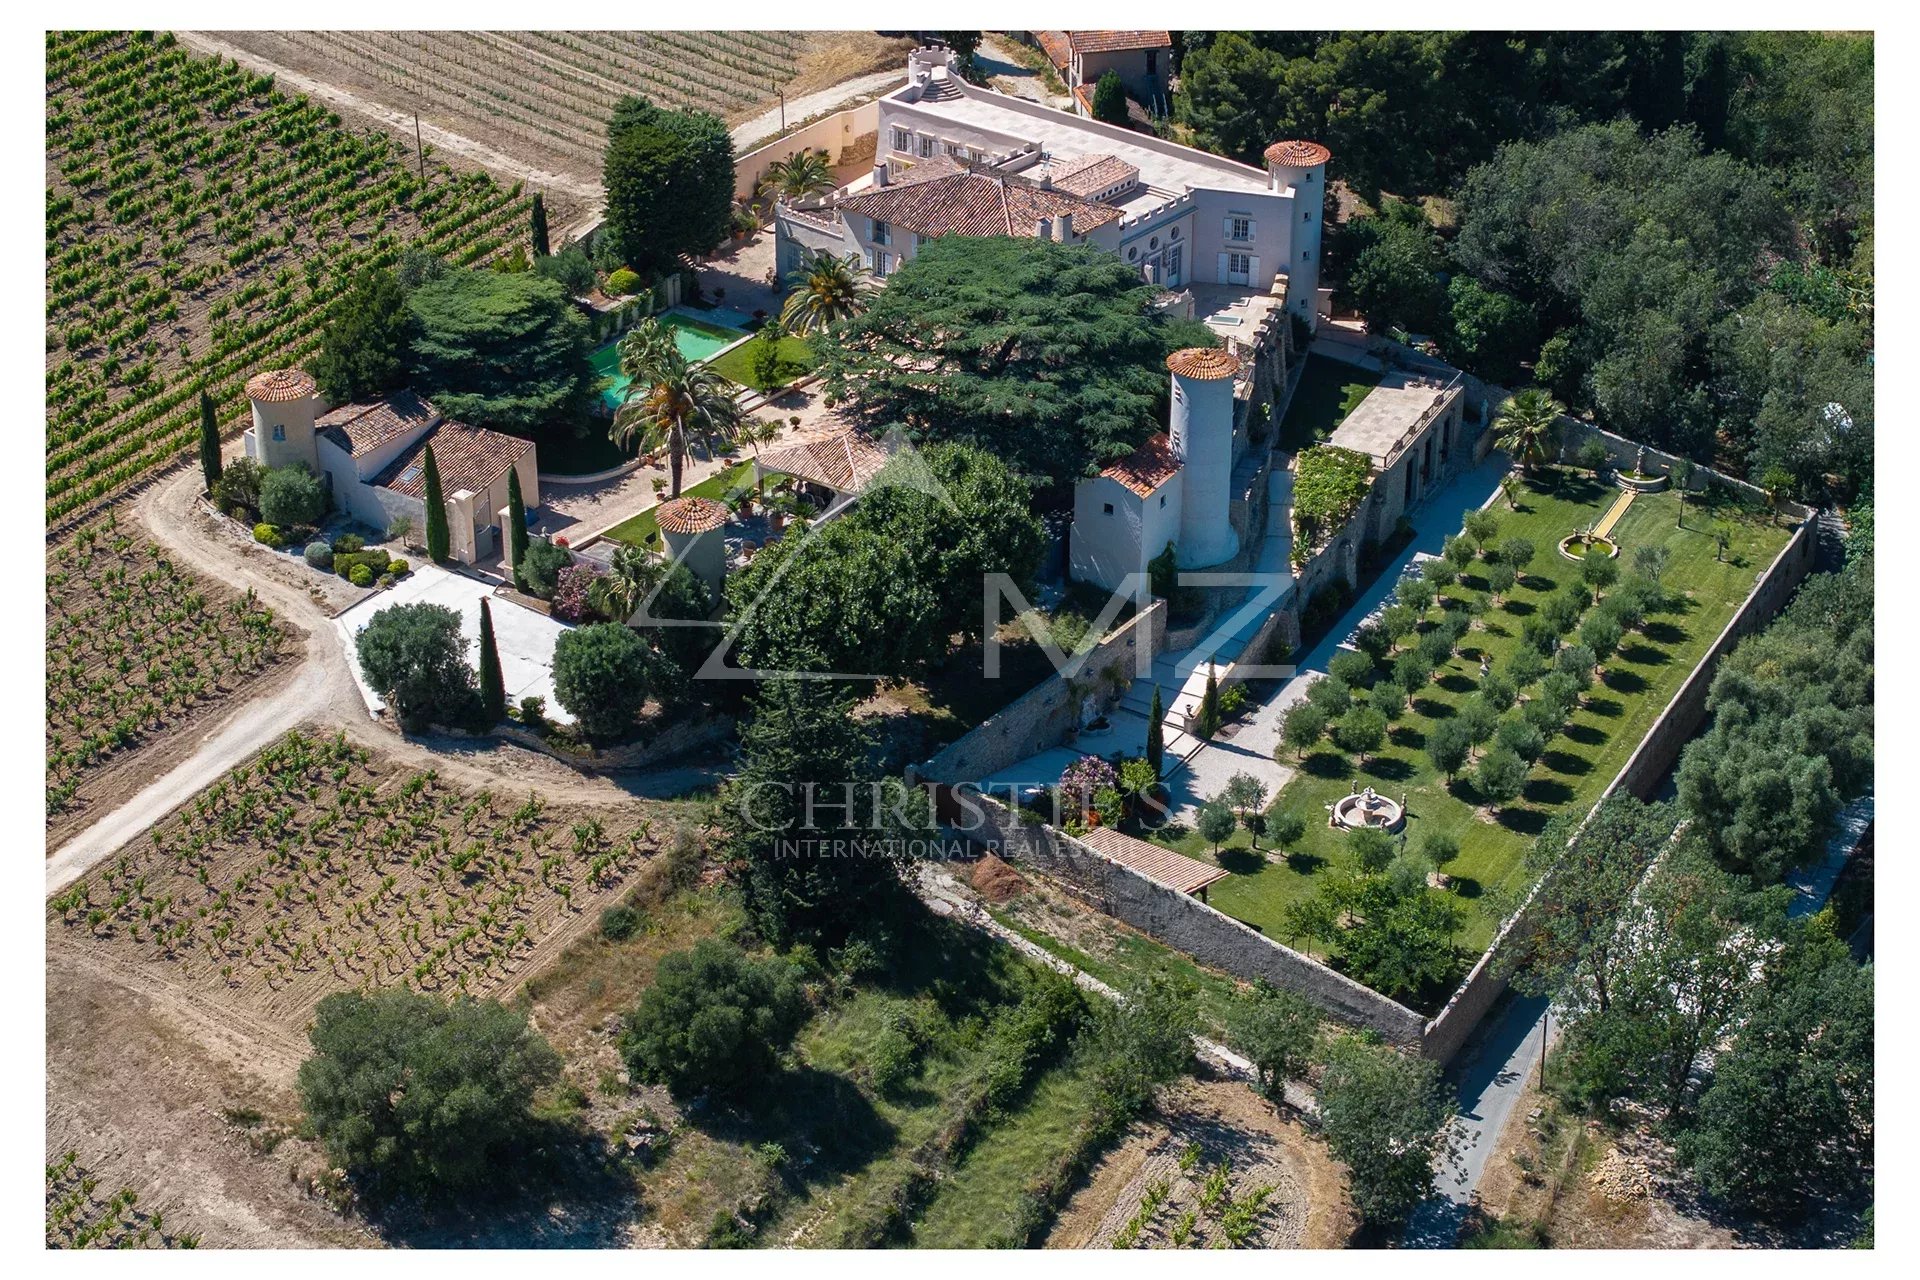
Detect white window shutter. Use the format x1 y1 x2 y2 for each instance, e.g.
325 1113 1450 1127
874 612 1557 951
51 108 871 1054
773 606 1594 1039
862 246 874 270
1216 252 1228 281
1248 256 1261 285
1222 216 1234 239
1246 219 1258 240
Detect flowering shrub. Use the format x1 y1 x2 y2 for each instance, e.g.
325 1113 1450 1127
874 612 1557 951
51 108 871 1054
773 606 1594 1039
551 563 600 624
1058 755 1119 819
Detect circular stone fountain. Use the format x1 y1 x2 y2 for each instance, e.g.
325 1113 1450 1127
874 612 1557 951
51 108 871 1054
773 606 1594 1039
1330 786 1406 832
1558 532 1619 561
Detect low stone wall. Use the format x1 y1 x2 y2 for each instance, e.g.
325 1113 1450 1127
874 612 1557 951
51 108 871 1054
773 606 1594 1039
915 601 1167 785
949 793 1428 1044
1419 512 1819 1061
733 100 884 197
434 711 734 775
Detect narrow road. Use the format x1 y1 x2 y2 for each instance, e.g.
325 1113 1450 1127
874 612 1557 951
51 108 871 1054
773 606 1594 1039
730 69 905 153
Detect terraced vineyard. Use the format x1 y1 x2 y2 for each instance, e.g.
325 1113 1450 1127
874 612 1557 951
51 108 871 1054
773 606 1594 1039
49 730 670 1026
44 30 531 527
244 30 804 175
46 513 288 833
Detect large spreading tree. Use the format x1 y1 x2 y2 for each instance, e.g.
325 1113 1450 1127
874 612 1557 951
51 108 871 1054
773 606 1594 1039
312 267 413 405
297 989 561 1200
406 270 598 431
602 96 735 275
818 236 1216 488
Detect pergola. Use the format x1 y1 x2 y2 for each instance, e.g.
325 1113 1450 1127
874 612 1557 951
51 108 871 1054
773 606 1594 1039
1077 826 1230 901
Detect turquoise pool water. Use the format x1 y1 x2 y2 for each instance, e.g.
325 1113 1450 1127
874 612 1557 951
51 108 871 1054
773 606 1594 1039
593 310 749 411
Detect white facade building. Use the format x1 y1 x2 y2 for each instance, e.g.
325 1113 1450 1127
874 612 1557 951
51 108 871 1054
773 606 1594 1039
776 47 1330 327
1071 348 1242 592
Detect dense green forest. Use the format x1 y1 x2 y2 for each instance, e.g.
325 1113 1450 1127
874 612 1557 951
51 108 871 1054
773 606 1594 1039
1174 31 1872 500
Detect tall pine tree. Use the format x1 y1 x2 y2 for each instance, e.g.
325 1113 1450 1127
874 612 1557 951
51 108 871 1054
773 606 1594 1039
506 465 529 578
422 443 450 563
530 193 550 258
198 390 223 492
1146 684 1165 779
477 597 506 724
1196 666 1222 739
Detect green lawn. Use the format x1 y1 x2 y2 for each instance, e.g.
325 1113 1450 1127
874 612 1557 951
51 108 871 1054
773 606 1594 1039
708 333 818 393
1182 470 1792 973
599 460 758 548
1279 353 1383 452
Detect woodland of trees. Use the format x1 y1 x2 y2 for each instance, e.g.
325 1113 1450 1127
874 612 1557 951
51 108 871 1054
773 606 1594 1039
1174 31 1872 499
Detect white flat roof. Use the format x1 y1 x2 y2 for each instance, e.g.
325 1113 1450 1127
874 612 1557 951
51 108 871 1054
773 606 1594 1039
883 77 1275 204
1328 369 1461 463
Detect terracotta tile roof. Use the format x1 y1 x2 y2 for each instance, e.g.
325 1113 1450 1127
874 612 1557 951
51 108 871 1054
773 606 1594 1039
317 389 440 459
656 496 730 535
1099 433 1182 497
841 169 1121 239
1034 30 1071 71
756 428 890 494
1049 154 1139 199
1166 347 1240 380
1078 826 1229 896
1072 83 1096 116
373 420 532 500
1263 139 1332 168
1069 31 1172 55
245 368 316 403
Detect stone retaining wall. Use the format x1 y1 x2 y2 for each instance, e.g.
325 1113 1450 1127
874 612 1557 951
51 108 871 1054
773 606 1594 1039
947 792 1429 1043
915 601 1167 785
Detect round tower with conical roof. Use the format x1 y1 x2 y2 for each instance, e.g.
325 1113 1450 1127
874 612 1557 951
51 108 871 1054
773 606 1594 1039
1166 348 1240 569
656 496 731 604
1264 140 1330 328
243 368 319 472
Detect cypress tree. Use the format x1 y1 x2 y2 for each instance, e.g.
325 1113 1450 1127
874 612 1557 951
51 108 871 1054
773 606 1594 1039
530 192 550 258
506 464 529 579
422 443 450 563
198 390 223 492
1146 684 1165 780
477 597 507 725
1196 666 1222 740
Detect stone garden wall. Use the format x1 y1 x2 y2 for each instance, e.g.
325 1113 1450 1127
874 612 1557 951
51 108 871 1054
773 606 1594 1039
914 600 1167 786
1419 511 1819 1062
947 792 1429 1044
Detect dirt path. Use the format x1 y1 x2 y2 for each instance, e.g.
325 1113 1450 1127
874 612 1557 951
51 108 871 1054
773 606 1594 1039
730 68 905 152
47 463 712 894
175 31 604 213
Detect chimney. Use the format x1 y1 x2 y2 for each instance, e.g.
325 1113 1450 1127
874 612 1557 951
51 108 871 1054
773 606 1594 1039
1038 172 1053 191
1057 212 1073 241
1035 217 1052 240
871 163 889 188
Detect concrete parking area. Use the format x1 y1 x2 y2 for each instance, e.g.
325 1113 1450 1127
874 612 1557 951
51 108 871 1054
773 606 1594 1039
334 563 575 725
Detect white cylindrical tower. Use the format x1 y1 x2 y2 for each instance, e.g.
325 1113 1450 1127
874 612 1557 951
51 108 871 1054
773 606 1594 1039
655 496 730 607
244 368 320 471
1264 140 1331 330
1166 348 1240 569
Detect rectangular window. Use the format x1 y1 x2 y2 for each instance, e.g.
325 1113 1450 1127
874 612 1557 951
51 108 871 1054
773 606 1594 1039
1229 252 1251 275
1230 216 1252 241
1158 494 1167 508
890 127 910 153
1103 502 1114 515
875 251 892 276
871 220 890 247
918 134 935 158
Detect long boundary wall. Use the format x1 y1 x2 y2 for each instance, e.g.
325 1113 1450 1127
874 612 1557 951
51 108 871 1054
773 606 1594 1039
1419 512 1819 1061
946 792 1428 1043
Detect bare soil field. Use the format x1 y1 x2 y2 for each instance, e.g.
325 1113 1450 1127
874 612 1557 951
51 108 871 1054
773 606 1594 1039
201 30 914 199
1046 1076 1353 1249
48 727 687 1029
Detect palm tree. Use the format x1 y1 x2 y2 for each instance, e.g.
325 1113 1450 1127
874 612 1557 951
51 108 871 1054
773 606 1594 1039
779 248 877 336
736 417 783 496
589 542 667 623
610 318 744 497
760 149 837 202
1493 388 1565 473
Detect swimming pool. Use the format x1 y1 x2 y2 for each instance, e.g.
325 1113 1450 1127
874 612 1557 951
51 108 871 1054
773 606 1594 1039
593 309 751 411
